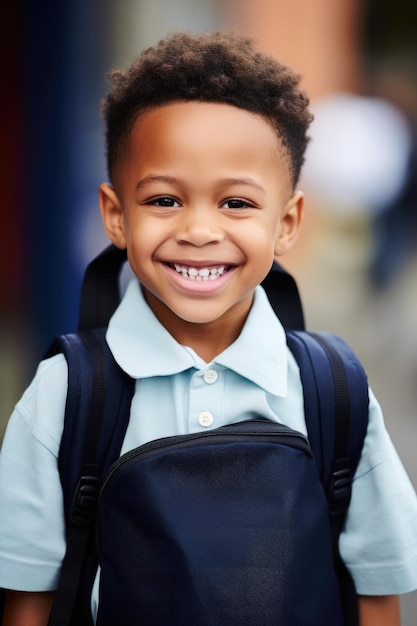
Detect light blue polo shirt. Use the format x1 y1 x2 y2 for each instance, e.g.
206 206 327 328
1 278 417 616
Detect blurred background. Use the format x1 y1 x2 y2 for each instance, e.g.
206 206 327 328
1 0 417 620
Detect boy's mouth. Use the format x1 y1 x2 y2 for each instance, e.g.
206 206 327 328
171 263 229 281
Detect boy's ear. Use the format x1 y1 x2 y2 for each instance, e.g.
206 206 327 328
274 190 304 257
99 183 127 249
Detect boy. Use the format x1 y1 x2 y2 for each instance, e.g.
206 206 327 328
1 31 417 625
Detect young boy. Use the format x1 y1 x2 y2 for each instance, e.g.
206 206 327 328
1 31 417 625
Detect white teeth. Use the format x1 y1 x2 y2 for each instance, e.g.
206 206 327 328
173 264 227 280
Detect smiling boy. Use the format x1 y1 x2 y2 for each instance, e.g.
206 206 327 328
1 31 417 625
100 101 303 361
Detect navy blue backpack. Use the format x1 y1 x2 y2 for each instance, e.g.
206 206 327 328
43 245 368 626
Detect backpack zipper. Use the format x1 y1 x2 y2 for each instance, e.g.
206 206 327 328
99 420 312 499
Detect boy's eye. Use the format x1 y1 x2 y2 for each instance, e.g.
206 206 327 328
221 198 253 209
148 196 180 207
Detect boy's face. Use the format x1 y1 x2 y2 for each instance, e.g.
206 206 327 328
100 101 303 349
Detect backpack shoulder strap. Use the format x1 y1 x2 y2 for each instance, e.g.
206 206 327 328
46 328 135 626
286 331 369 487
78 245 127 332
286 330 369 626
261 261 305 330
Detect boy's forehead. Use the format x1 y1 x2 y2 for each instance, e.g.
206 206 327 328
110 101 294 200
134 100 282 139
122 101 290 173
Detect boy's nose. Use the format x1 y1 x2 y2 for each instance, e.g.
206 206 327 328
175 210 224 247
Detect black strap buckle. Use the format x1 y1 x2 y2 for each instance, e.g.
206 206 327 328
69 473 100 526
329 464 352 517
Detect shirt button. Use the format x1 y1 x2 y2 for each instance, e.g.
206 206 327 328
198 411 214 428
203 369 218 384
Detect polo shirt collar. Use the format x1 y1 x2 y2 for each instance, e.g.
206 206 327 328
107 279 288 397
214 286 288 396
107 279 197 378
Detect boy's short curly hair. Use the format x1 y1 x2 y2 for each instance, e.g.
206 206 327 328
102 31 313 187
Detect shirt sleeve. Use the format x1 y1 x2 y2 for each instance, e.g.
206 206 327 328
0 355 68 591
340 388 417 595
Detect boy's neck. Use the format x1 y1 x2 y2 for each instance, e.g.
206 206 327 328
174 321 243 363
144 291 253 362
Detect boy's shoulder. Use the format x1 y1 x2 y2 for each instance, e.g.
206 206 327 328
16 351 68 414
6 352 68 457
